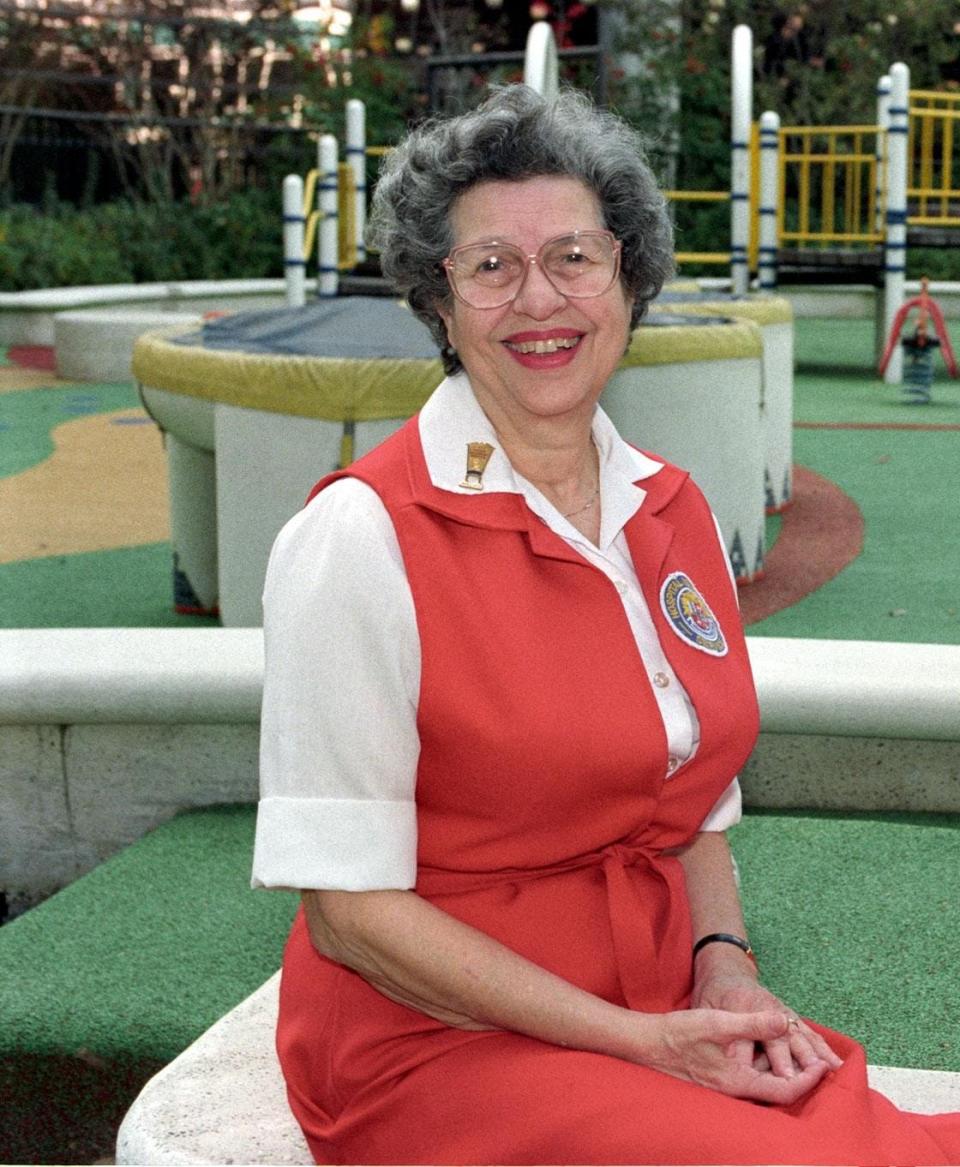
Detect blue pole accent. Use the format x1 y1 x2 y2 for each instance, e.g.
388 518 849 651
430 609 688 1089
284 258 307 267
730 139 749 149
885 264 907 273
730 192 750 202
886 209 908 224
282 214 306 224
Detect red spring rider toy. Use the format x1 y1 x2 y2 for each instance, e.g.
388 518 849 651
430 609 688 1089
878 277 958 403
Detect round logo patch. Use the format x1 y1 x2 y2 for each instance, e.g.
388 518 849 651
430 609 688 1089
660 572 728 656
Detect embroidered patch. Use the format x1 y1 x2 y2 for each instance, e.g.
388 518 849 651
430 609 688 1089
660 572 728 656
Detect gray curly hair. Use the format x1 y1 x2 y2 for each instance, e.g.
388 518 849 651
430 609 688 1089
368 85 675 375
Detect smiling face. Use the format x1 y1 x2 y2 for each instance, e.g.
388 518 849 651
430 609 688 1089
437 176 634 437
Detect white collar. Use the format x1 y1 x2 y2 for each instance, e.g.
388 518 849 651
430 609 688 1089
418 373 663 552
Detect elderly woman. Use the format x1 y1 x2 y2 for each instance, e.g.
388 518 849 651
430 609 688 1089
253 87 960 1164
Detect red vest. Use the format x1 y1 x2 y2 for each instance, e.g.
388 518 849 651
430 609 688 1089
310 416 759 1008
312 413 759 853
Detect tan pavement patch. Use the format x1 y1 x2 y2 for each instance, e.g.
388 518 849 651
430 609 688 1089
0 367 77 393
1 408 170 564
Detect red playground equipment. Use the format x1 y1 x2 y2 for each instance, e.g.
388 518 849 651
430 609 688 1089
878 278 958 403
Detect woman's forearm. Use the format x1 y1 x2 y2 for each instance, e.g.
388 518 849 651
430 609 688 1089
303 887 650 1058
302 884 826 1104
674 831 759 983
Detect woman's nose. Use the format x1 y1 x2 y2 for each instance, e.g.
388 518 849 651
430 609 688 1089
511 260 567 318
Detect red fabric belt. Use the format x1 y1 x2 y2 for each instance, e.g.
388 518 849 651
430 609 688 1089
417 838 675 1009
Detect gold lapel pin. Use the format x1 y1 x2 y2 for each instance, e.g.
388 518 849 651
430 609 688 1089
460 441 495 491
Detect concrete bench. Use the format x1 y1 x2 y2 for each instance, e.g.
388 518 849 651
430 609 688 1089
4 629 960 914
54 308 203 382
0 628 263 914
116 971 960 1166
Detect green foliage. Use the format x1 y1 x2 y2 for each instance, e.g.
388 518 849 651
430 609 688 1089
0 190 284 291
603 0 960 264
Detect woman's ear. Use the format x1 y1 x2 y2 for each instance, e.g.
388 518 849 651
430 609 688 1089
436 301 456 351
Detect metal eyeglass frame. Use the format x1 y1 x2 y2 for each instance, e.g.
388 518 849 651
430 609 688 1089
442 230 622 310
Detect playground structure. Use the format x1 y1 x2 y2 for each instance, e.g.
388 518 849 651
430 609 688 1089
283 23 960 387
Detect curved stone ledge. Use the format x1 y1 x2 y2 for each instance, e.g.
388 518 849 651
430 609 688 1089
0 628 262 725
0 279 301 347
2 630 959 909
747 637 960 742
3 630 959 740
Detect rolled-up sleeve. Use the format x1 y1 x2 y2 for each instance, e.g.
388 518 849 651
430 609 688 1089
698 778 742 832
252 478 421 891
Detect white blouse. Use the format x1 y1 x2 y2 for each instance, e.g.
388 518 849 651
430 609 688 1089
252 374 742 891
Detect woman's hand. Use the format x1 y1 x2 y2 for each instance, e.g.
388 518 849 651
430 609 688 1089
691 958 844 1084
641 1007 833 1104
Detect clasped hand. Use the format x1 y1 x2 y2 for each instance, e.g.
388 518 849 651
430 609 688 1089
647 973 843 1105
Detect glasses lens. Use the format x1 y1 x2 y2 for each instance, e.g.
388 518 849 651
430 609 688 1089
446 232 619 308
541 234 618 298
448 243 525 308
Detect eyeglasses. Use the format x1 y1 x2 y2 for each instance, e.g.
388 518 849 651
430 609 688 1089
442 230 622 310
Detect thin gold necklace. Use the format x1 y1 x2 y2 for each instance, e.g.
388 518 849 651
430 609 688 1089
562 482 600 519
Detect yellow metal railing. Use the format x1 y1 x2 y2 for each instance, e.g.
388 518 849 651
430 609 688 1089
665 122 759 269
301 145 393 268
664 190 731 266
777 125 883 247
908 90 960 225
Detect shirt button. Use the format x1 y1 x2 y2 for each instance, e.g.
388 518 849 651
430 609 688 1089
653 671 670 689
613 579 628 595
667 755 680 774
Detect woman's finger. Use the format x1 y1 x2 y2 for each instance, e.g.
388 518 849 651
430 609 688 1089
763 1035 798 1078
797 1022 844 1068
739 1056 831 1105
780 1015 844 1070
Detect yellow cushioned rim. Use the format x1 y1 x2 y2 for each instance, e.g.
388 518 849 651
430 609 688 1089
620 318 763 368
132 327 444 421
666 296 794 327
134 317 764 418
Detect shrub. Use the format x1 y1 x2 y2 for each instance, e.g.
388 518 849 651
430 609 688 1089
0 189 284 291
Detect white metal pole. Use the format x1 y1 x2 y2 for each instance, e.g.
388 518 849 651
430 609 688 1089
757 111 780 292
282 173 306 308
874 74 893 364
317 133 339 299
346 98 366 266
524 21 558 99
730 25 753 295
875 74 891 235
884 61 909 384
